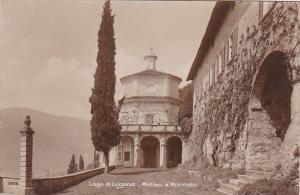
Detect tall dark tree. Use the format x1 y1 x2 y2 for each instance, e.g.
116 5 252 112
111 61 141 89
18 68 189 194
67 154 78 174
179 83 193 121
79 155 84 170
89 0 121 174
179 83 193 136
93 150 100 168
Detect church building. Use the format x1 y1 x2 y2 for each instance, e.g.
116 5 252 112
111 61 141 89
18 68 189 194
115 49 188 168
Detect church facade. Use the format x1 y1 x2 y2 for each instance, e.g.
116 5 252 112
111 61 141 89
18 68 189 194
114 50 188 168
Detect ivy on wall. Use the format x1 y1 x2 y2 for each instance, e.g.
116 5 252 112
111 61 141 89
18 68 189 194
188 2 299 168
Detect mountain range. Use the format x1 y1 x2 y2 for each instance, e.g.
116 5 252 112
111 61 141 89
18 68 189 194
0 107 94 177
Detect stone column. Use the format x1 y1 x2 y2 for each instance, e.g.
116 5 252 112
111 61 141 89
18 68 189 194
133 134 140 167
160 135 166 167
181 139 189 164
19 115 35 195
281 64 300 173
291 82 300 125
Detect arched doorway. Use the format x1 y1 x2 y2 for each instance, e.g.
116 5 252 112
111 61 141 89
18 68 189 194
247 51 292 171
140 136 160 168
118 136 134 167
166 136 182 168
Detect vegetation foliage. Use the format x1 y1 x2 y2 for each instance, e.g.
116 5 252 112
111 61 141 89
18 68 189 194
179 83 193 121
79 155 84 170
67 154 78 174
238 179 299 195
188 3 299 167
89 0 121 173
178 83 193 136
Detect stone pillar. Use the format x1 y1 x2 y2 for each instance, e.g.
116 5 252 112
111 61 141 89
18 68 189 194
19 115 35 195
160 135 166 167
181 139 189 164
133 134 140 167
291 82 300 125
290 57 300 124
280 61 300 173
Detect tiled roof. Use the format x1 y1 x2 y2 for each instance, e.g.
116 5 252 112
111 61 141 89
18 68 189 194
186 2 234 81
120 69 182 82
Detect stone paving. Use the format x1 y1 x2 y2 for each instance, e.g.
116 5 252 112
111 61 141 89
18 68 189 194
55 168 222 195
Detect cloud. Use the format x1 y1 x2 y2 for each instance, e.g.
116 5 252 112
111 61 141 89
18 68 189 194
1 57 94 119
115 48 141 100
1 50 141 119
0 1 215 119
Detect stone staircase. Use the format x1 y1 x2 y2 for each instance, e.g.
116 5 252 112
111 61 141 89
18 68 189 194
217 170 274 195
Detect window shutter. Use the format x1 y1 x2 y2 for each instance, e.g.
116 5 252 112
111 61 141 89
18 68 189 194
209 67 211 86
225 41 229 66
259 2 263 22
233 27 238 56
221 46 225 72
216 59 219 78
212 63 215 83
206 74 209 89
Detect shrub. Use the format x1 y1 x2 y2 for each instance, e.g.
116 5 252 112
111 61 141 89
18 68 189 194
238 179 299 195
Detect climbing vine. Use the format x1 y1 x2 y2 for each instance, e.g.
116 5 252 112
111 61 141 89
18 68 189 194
188 2 299 168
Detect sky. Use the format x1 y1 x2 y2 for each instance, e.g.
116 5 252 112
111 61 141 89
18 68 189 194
0 0 215 120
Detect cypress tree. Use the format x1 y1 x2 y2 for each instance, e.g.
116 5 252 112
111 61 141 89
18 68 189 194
93 151 100 168
67 154 77 174
79 155 84 170
89 0 121 174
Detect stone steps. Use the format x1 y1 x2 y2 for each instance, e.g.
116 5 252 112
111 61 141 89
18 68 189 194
238 174 263 183
217 182 241 195
229 178 248 187
246 169 274 178
216 186 236 195
188 169 201 177
217 170 272 195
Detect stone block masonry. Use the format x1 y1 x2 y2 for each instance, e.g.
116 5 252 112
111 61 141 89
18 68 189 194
32 167 115 194
0 168 115 195
188 2 299 175
19 115 35 195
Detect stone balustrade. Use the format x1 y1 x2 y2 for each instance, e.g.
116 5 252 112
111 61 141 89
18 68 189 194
121 124 180 133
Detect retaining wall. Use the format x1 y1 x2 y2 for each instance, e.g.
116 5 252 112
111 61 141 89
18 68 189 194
33 166 115 194
0 176 20 194
0 166 115 195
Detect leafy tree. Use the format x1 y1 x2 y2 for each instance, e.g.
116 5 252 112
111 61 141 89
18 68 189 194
179 83 193 121
67 154 78 174
89 0 122 174
179 83 193 136
79 155 84 170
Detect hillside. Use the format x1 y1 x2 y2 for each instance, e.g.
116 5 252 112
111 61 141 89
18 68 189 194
0 107 94 177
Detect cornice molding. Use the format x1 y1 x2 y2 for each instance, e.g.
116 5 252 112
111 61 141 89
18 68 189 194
123 96 181 106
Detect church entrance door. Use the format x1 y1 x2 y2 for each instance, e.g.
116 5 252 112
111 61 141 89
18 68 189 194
166 136 182 168
141 136 160 168
120 136 134 167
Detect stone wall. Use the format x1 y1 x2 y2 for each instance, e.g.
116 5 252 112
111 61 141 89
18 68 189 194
0 167 115 195
0 177 20 194
190 2 299 173
33 167 115 194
